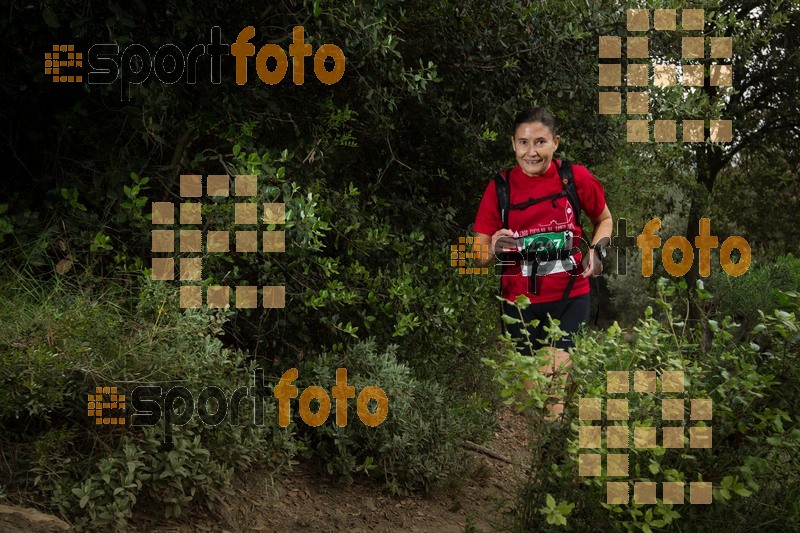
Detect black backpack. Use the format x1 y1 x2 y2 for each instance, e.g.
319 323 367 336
493 160 582 298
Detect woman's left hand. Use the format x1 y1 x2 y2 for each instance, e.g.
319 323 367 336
580 248 603 278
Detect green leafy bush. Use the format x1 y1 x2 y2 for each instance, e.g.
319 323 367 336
709 253 800 335
299 339 492 495
0 272 298 530
489 280 800 531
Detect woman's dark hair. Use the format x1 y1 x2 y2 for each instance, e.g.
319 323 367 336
513 107 557 138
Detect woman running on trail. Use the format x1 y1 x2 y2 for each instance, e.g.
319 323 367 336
473 106 613 415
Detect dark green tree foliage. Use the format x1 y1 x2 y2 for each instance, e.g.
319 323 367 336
3 0 798 528
0 0 625 372
678 0 800 304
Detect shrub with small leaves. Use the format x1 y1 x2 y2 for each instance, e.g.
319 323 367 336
299 339 484 495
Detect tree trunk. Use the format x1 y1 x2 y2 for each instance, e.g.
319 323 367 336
686 142 722 344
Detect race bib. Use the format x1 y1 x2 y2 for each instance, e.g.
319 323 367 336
518 231 575 276
521 231 570 254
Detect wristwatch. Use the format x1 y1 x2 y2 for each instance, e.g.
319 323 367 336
591 243 607 259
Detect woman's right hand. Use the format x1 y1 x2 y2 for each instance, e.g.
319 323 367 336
475 231 515 267
491 229 517 257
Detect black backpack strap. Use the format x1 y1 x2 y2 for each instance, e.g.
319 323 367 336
561 262 578 300
557 161 583 301
509 191 568 211
492 170 512 303
493 170 511 229
557 160 581 224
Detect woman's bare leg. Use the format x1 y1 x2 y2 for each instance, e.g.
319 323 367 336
544 348 571 417
525 347 571 418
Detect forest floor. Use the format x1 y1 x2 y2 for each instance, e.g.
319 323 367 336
133 407 533 533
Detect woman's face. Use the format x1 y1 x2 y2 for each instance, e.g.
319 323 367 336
512 121 560 177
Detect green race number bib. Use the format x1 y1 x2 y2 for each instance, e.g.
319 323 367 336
521 231 568 254
517 231 575 276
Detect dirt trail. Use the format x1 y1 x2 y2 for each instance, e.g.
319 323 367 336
135 408 532 533
0 505 72 532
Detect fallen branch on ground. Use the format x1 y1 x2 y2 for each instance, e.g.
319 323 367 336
462 440 518 465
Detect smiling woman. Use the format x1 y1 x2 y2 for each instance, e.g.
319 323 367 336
472 106 613 416
513 109 559 177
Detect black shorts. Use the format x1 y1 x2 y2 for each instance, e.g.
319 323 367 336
500 294 590 355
